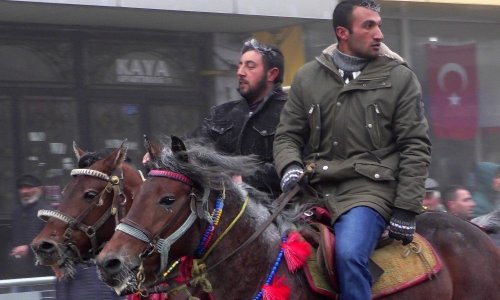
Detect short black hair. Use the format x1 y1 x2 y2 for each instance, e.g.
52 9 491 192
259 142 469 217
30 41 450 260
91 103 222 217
241 38 285 85
442 185 468 209
332 0 381 40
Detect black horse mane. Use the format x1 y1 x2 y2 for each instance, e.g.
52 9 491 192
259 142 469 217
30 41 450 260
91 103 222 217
155 137 275 206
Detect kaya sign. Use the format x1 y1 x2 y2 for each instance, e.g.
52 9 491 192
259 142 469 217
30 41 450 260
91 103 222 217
115 55 180 85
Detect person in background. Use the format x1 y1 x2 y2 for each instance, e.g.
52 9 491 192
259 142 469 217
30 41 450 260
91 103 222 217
443 185 476 220
472 162 500 217
9 174 51 287
423 178 446 212
273 1 431 299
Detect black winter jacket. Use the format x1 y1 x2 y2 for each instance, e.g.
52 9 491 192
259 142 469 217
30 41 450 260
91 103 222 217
192 87 287 197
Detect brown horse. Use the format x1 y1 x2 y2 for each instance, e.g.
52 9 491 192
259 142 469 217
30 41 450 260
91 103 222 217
31 140 144 279
96 137 500 300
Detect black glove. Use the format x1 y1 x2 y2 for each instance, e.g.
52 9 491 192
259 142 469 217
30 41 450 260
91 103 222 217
388 208 416 245
280 164 304 193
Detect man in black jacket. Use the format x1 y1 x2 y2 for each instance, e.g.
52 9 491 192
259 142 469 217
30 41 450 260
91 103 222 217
191 38 286 197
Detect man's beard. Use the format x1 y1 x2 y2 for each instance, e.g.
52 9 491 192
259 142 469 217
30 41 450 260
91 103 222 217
21 191 41 206
237 74 268 103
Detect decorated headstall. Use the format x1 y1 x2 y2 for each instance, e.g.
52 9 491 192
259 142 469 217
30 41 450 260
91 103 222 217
115 168 213 276
37 167 127 261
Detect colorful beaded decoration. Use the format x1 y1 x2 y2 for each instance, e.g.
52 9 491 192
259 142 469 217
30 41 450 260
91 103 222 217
162 258 180 278
252 235 287 300
194 194 224 257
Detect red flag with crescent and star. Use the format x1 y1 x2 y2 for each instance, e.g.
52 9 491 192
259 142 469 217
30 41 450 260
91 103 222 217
426 43 478 140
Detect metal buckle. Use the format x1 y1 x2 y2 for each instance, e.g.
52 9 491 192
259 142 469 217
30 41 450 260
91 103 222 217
110 175 120 185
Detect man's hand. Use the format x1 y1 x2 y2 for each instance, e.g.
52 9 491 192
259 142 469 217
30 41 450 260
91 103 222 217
280 164 304 193
10 245 29 258
388 208 417 245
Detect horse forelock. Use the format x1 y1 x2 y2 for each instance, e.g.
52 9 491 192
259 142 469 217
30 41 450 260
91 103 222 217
78 148 132 169
78 152 102 168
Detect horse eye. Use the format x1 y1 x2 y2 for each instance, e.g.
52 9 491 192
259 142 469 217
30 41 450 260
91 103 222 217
84 191 98 200
159 195 175 207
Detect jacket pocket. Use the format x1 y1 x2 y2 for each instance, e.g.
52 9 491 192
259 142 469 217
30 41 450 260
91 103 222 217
365 103 382 148
308 104 321 152
354 161 395 181
209 122 233 135
252 123 275 137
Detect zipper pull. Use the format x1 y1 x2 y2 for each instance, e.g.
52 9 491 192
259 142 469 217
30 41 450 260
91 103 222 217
374 104 380 114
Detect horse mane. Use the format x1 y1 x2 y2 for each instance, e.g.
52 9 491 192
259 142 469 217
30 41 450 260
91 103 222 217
154 136 313 234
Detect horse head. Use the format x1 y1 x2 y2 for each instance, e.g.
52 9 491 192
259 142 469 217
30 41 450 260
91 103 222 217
95 136 273 297
31 140 143 279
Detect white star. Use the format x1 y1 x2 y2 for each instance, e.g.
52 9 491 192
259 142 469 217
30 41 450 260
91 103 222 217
448 93 461 106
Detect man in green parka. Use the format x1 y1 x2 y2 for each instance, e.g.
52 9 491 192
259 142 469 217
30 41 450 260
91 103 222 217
273 1 431 299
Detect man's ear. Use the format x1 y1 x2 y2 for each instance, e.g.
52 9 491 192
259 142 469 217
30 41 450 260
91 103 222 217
267 67 279 83
336 26 350 41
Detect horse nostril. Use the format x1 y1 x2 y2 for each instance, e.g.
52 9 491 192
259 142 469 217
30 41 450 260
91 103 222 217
39 241 56 253
102 257 123 275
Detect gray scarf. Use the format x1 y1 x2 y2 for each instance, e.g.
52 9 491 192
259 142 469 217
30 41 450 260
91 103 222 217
332 49 369 72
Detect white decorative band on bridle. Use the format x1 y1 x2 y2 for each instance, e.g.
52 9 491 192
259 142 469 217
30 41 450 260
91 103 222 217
116 198 198 274
38 209 76 224
148 169 193 186
71 168 110 181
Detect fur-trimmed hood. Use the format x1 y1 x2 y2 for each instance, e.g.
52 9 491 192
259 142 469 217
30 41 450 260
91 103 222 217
322 42 405 63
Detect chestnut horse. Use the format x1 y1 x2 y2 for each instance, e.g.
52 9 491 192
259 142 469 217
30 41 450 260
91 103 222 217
31 140 144 278
96 137 500 300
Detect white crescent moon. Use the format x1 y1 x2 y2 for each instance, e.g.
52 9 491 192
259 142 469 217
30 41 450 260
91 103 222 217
437 63 468 92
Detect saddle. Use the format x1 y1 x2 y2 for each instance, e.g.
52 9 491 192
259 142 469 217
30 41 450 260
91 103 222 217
299 207 442 299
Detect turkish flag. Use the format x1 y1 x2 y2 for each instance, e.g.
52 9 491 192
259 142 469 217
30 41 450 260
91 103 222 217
426 43 478 140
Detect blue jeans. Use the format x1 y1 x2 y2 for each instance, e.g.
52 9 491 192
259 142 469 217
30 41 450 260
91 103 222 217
333 206 387 300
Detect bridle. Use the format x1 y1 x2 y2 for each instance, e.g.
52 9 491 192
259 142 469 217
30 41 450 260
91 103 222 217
37 167 129 263
116 169 212 276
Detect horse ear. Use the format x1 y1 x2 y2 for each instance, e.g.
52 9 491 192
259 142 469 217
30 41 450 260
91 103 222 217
112 139 129 166
144 134 161 162
171 136 188 163
73 141 86 162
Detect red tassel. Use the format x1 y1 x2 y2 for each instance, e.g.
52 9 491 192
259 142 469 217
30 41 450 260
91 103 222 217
282 231 312 272
262 276 290 300
175 256 193 283
149 292 168 300
126 294 140 300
